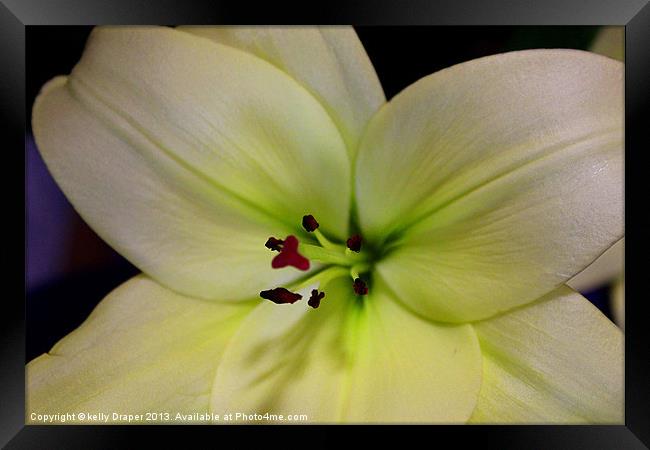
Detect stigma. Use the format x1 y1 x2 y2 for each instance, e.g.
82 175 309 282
270 235 309 271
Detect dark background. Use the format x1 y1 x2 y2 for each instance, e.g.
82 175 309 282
26 25 611 362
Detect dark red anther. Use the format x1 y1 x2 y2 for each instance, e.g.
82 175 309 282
265 237 284 252
271 235 310 271
302 214 319 232
353 278 368 296
308 289 326 309
260 287 303 304
346 234 362 252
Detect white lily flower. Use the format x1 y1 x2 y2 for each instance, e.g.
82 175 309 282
28 26 623 423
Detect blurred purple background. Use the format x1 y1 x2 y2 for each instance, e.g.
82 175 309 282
26 134 74 291
26 133 138 362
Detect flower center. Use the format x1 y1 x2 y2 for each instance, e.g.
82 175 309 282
260 214 372 309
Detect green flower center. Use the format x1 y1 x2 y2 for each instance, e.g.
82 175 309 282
260 214 375 308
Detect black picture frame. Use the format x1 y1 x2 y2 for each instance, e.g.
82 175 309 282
3 0 649 447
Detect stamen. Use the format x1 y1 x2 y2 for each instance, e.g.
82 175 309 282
350 264 370 281
302 214 319 232
265 237 284 252
271 235 310 271
313 229 336 250
308 289 325 309
260 287 303 304
301 214 336 250
353 278 368 296
346 234 362 252
291 266 349 291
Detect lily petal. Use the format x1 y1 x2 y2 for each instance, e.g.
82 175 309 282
357 50 623 322
344 279 483 423
178 26 386 158
567 238 624 292
33 26 351 300
27 275 254 423
469 286 623 423
211 277 482 423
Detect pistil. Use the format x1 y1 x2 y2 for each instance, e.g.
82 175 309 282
300 243 365 266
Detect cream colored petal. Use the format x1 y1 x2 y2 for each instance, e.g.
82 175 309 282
568 238 624 292
27 275 254 423
179 26 385 158
358 50 623 322
33 26 351 300
211 277 482 423
344 279 483 423
469 286 623 424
